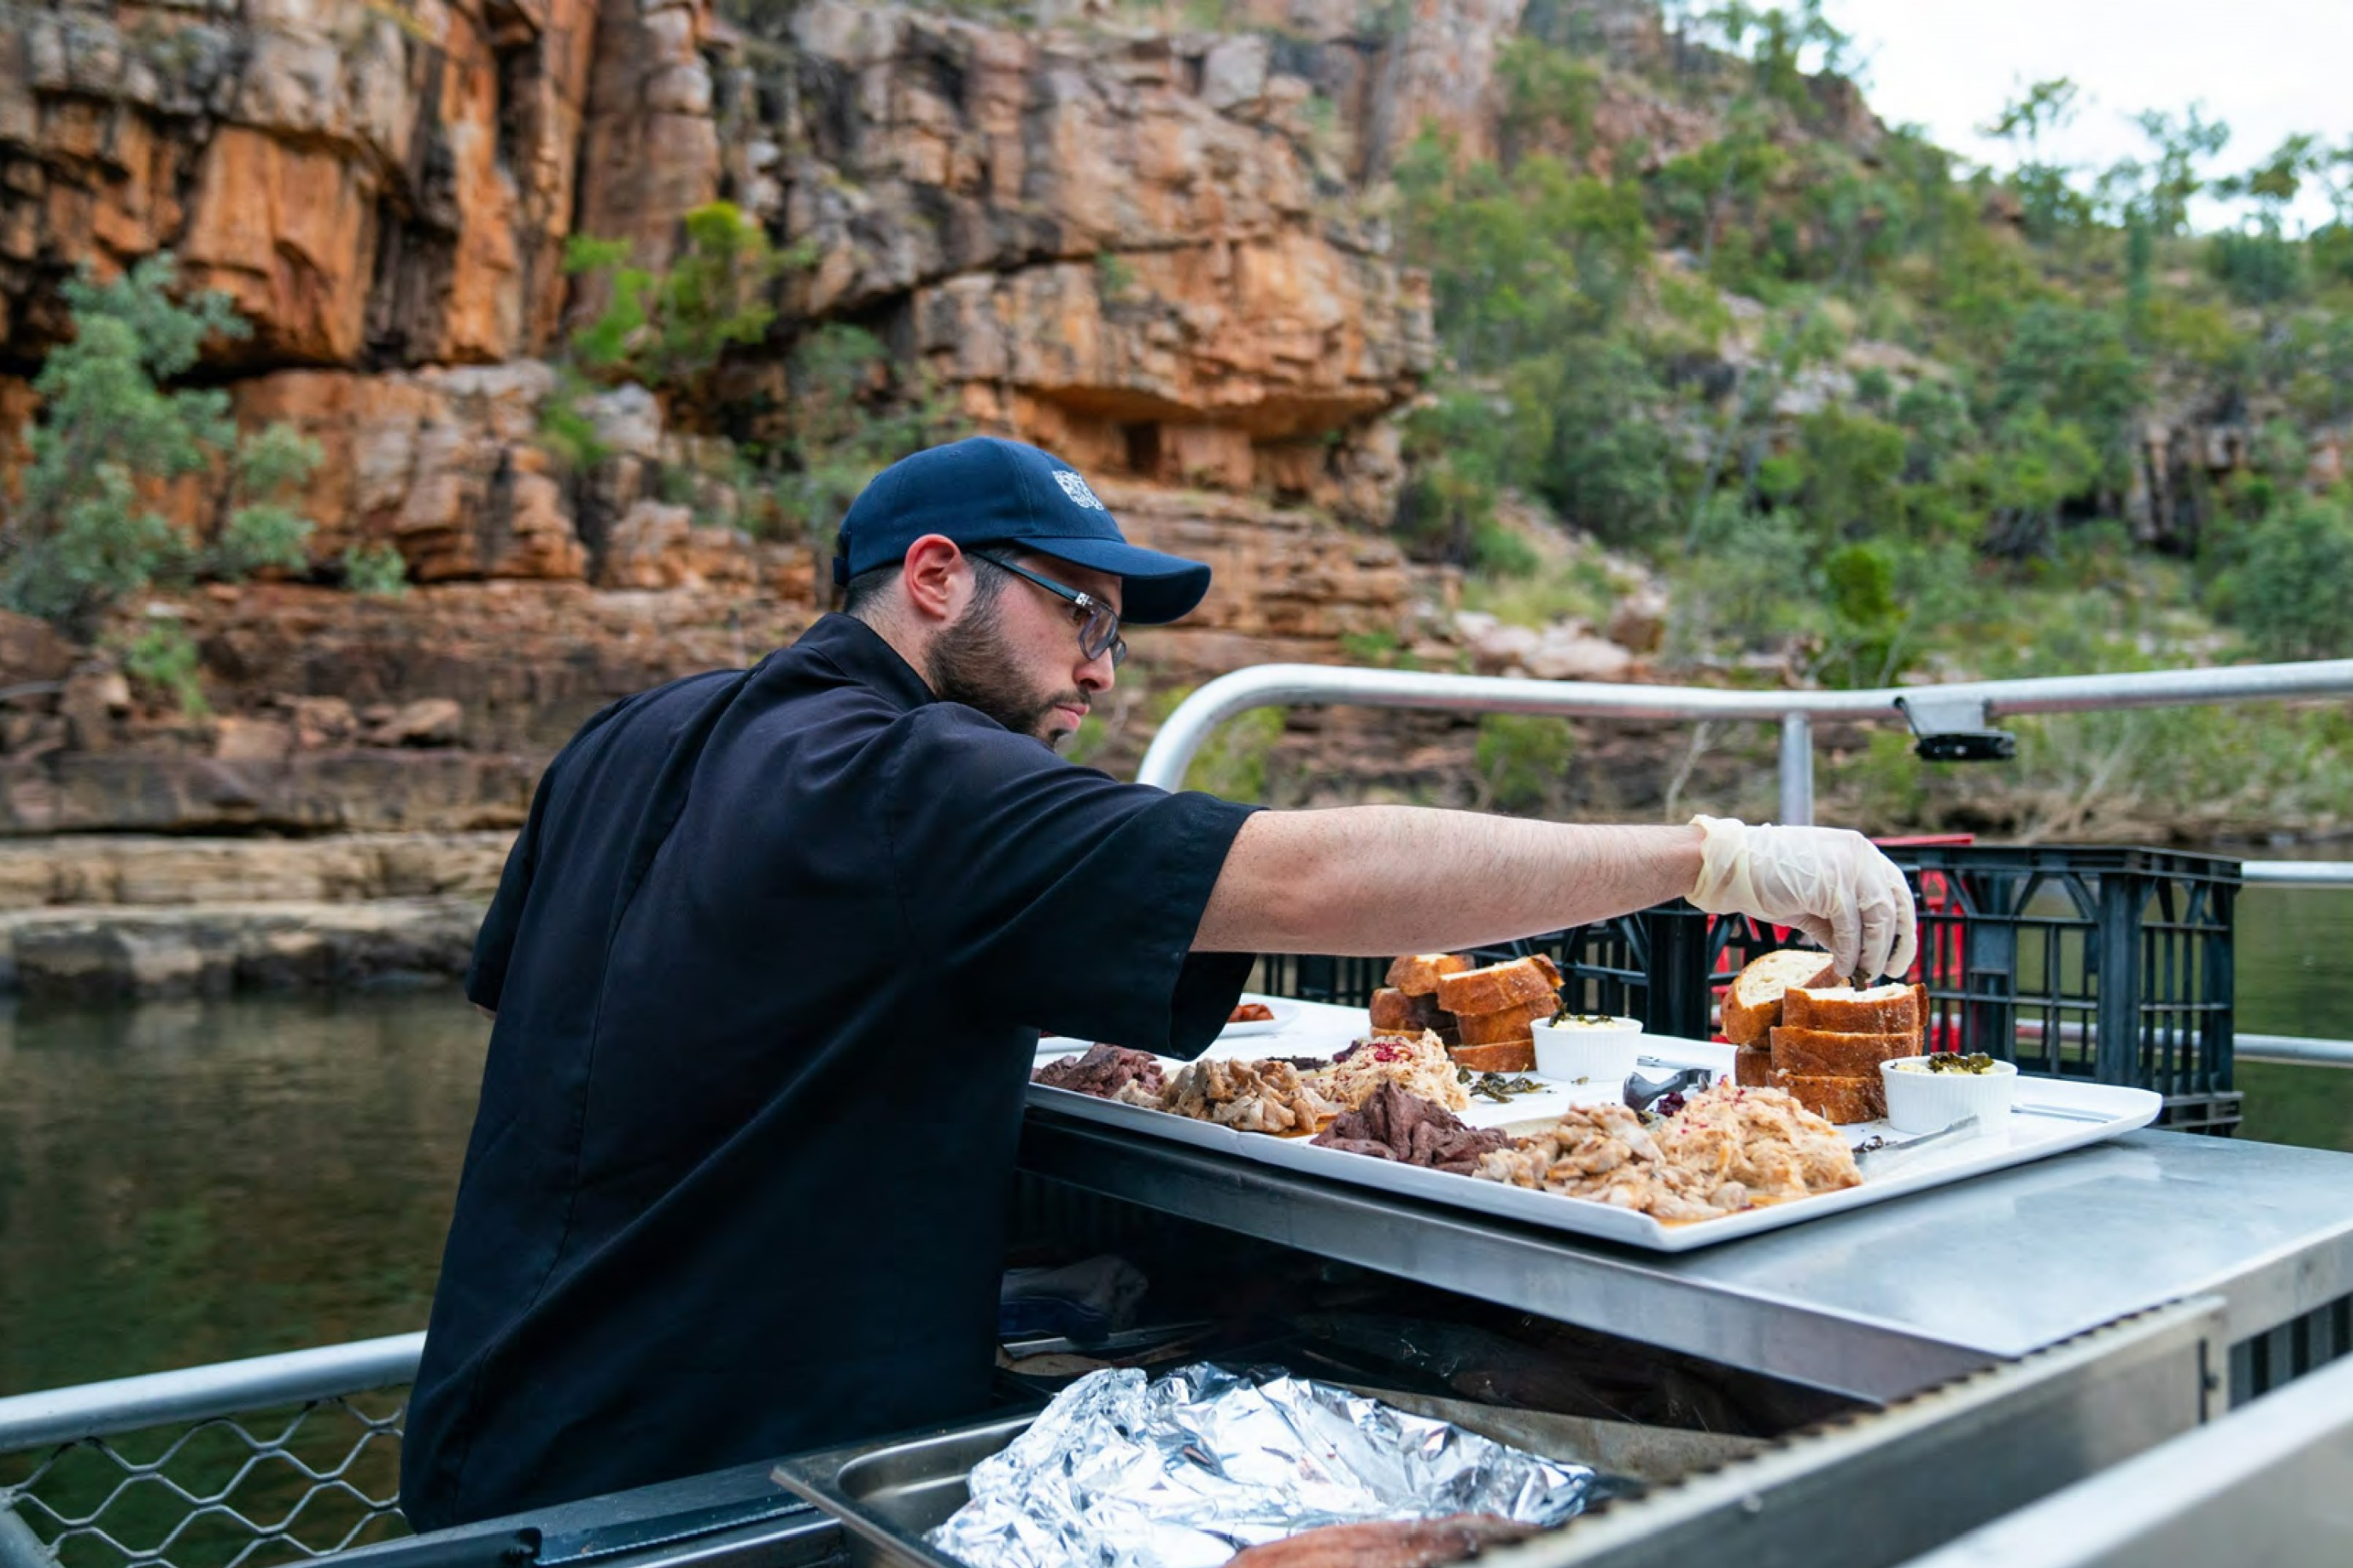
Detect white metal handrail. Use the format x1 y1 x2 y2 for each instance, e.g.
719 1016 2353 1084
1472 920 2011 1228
0 1335 423 1453
1133 658 2353 822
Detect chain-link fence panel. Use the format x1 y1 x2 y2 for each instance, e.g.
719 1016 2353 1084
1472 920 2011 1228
0 1392 409 1568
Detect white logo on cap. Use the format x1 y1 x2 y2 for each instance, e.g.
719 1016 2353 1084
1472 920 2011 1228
1053 470 1107 511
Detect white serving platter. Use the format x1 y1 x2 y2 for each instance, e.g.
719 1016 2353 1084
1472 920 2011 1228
1027 1021 2162 1253
1217 995 1302 1039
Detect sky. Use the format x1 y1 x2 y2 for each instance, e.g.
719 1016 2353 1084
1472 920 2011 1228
1817 1 2353 232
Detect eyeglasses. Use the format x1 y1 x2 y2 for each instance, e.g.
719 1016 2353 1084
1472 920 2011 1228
969 551 1128 668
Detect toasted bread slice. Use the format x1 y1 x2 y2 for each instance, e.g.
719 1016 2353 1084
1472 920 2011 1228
1769 1026 1917 1078
1385 952 1473 996
1770 1070 1886 1125
1435 955 1562 1017
1720 949 1838 1045
1784 981 1923 1039
1369 986 1448 1034
1733 1045 1775 1088
1453 996 1559 1046
1449 1040 1537 1074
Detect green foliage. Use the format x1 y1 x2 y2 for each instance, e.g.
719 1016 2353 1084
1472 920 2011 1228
119 621 207 717
1475 713 1576 813
1395 390 1509 563
1497 38 1600 164
1179 704 1285 802
341 541 410 598
1 256 318 639
1095 252 1140 300
752 324 965 544
562 202 794 389
2209 493 2353 660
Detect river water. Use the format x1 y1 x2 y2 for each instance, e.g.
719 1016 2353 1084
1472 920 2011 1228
3 886 2351 1397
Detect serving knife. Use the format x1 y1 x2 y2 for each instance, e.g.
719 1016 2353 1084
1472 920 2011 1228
1855 1114 1981 1174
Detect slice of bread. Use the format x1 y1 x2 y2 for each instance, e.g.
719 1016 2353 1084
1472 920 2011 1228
1369 986 1448 1034
1770 1070 1886 1125
1453 996 1560 1046
1784 981 1925 1041
1769 1026 1917 1078
1721 949 1838 1045
1435 955 1562 1017
1386 952 1473 996
1449 1040 1537 1074
1733 1045 1775 1088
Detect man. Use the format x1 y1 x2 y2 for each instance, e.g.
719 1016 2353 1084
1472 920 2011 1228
401 436 1915 1529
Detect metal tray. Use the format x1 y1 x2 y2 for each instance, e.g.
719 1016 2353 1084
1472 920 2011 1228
771 1415 1030 1568
776 1303 2220 1568
1030 1034 2162 1252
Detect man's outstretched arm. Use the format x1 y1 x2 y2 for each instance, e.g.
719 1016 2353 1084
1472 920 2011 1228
1193 809 1917 980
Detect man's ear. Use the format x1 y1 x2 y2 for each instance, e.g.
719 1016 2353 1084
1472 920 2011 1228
899 534 969 626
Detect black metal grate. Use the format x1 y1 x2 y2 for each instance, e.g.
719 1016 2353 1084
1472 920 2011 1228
2231 1291 2353 1405
1257 846 2242 1133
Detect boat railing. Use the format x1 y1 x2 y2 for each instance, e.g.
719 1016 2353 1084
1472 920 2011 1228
0 1337 422 1568
1140 659 2353 1071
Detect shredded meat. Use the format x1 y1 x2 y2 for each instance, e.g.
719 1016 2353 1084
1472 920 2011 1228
1162 1057 1338 1135
1475 1083 1859 1223
1032 1045 1166 1103
1313 1031 1471 1112
1311 1082 1512 1174
1226 1515 1540 1568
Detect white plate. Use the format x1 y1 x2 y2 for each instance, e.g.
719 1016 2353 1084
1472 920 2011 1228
1035 1035 1092 1058
1027 1035 2162 1253
1217 996 1300 1039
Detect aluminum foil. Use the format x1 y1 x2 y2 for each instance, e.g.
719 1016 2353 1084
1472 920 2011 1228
926 1363 1602 1568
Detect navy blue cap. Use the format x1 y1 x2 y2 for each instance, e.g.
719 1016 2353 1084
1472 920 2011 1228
832 437 1212 624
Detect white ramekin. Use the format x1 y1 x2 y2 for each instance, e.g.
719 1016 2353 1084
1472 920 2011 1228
1879 1055 2019 1135
1533 1016 1645 1083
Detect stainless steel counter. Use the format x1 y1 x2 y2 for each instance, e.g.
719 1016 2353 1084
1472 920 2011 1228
1020 1108 2353 1402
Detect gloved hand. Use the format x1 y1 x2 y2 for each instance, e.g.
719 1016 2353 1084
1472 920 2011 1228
1687 816 1919 980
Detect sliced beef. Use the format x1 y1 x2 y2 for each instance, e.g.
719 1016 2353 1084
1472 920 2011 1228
1033 1044 1166 1101
1311 1081 1511 1174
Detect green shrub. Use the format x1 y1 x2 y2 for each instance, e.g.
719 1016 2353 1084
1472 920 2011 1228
1476 712 1576 814
1 255 318 640
342 542 410 598
119 621 207 717
751 324 965 546
1180 705 1285 802
562 202 798 390
2209 494 2353 660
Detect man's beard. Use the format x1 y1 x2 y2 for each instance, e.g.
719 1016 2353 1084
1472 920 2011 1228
926 604 1087 746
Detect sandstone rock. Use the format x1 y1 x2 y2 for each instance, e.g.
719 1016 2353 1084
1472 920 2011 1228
369 697 466 748
57 663 131 751
232 364 587 578
2 897 487 999
0 609 78 686
593 501 760 591
0 748 541 835
0 831 514 909
282 696 360 749
0 0 598 364
1454 610 1635 682
1607 588 1669 655
213 715 295 762
1522 630 1635 682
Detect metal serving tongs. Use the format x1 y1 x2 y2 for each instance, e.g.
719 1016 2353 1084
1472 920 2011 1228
1853 1115 1980 1176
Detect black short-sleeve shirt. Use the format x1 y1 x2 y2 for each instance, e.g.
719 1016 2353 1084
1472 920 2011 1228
399 614 1257 1530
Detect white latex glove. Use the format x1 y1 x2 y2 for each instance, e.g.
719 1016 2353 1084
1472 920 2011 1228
1687 815 1919 980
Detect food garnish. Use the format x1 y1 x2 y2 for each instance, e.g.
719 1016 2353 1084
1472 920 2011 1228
1908 1052 2002 1075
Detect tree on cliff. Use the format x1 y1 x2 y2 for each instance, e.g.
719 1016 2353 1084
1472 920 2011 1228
0 256 319 653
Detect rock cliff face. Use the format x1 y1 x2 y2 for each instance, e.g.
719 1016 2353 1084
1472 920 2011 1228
0 0 1536 846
